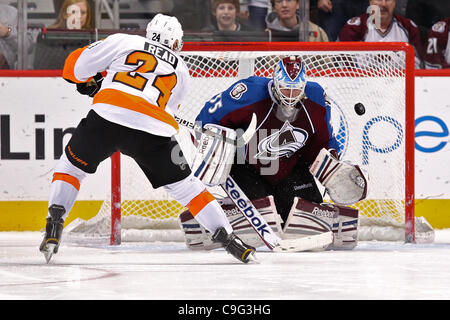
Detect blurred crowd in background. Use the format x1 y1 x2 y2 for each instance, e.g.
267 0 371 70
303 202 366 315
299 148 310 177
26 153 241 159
0 0 449 70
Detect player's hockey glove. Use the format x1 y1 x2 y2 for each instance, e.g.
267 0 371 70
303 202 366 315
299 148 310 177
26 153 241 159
76 73 103 97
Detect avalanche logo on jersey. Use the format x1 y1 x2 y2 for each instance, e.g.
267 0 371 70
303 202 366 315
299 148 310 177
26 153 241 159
254 121 308 160
230 83 248 100
431 20 446 33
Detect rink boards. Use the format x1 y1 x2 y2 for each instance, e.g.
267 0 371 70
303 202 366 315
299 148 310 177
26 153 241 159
0 73 448 230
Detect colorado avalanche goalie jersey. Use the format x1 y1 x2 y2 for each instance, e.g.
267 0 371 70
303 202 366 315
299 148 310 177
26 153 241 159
195 76 339 185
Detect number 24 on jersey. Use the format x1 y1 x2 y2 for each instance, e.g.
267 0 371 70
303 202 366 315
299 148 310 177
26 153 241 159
112 50 177 110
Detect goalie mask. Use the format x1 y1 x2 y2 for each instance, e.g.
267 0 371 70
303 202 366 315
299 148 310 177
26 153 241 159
272 56 307 116
146 14 184 52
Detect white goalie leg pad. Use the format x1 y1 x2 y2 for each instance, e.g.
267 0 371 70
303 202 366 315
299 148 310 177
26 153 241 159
283 198 336 246
191 124 236 186
283 198 359 250
223 196 283 248
179 196 282 250
309 148 367 205
179 210 219 250
329 204 359 250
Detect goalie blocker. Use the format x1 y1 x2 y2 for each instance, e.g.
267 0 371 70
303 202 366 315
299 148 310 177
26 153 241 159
190 123 237 186
179 196 359 251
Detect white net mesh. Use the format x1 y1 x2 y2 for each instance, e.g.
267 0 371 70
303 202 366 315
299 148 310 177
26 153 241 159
65 46 416 243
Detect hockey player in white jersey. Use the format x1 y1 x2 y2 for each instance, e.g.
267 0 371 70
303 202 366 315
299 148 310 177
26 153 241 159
39 14 256 264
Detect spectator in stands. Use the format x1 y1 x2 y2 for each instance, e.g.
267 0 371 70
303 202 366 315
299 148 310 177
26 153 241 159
203 0 252 31
338 0 424 68
0 4 17 69
172 0 211 31
240 0 270 30
424 18 450 69
406 0 450 30
405 0 450 43
315 0 369 41
0 4 33 69
266 0 329 41
48 0 94 30
394 0 408 15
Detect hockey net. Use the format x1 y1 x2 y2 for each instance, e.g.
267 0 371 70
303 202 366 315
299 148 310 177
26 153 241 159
65 42 431 245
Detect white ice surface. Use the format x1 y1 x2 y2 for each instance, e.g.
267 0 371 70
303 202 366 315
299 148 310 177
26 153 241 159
1 230 450 300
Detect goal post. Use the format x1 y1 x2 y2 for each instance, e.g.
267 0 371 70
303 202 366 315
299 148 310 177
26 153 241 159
68 41 419 245
111 151 121 245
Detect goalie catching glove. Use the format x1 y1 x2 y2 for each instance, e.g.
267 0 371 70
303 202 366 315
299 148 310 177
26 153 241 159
309 148 367 205
191 123 237 186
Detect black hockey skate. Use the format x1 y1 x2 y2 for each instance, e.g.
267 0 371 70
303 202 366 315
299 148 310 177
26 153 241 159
212 227 256 263
39 204 65 263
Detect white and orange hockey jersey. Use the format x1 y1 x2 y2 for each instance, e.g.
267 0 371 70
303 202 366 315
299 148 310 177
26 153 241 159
63 33 190 137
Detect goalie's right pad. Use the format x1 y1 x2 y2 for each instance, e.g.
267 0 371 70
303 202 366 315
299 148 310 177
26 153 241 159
309 148 367 205
179 196 283 250
329 203 359 250
283 198 359 250
190 123 236 186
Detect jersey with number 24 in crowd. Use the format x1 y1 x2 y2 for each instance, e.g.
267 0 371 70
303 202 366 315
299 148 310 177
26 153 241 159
196 76 339 185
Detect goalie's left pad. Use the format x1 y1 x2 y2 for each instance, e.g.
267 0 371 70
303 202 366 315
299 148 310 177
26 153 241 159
283 198 359 250
190 124 237 186
309 148 367 205
179 196 283 250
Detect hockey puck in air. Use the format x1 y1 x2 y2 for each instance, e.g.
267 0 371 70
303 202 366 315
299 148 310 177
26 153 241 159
354 103 366 115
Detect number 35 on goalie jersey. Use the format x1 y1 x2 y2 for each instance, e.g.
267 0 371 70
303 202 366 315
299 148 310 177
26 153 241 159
63 33 190 137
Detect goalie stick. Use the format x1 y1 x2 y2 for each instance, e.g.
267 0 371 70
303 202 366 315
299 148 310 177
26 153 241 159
221 176 333 252
174 113 257 147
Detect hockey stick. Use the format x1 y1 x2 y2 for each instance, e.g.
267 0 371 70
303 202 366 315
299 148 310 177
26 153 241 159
221 176 279 249
174 113 257 147
221 176 333 252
